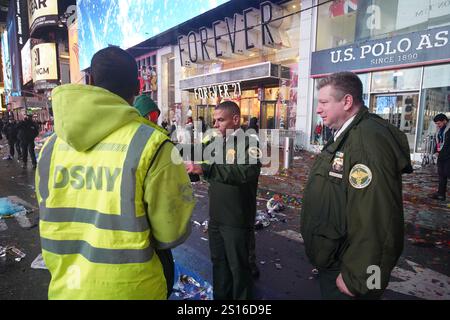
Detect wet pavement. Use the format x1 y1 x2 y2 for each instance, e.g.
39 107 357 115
0 142 449 300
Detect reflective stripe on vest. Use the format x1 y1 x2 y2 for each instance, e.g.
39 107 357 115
38 125 155 264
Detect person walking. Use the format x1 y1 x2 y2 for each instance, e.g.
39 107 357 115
301 72 413 300
185 101 261 300
428 113 450 201
36 47 195 300
17 114 39 169
3 118 19 161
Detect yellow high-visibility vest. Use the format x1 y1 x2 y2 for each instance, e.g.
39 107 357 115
36 121 192 300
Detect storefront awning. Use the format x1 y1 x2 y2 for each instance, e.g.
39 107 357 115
180 62 290 91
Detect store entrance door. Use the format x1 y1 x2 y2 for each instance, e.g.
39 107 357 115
369 92 419 150
261 101 277 129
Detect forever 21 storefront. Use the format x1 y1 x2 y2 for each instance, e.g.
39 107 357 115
178 0 301 133
310 0 450 158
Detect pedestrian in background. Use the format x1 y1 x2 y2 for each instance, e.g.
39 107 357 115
36 47 194 300
17 114 39 169
247 117 259 134
301 72 413 300
429 113 450 201
134 94 169 136
3 118 19 161
185 101 261 300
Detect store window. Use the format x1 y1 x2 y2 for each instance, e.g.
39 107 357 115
316 0 450 51
371 68 422 92
416 64 450 152
240 90 260 127
311 73 369 145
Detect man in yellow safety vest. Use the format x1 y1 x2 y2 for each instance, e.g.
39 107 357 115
36 47 195 300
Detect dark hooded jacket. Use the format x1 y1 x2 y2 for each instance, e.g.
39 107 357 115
301 107 412 299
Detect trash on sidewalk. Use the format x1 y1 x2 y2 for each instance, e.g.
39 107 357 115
192 220 201 227
172 262 213 300
31 254 47 270
274 230 304 244
255 211 271 230
275 263 282 270
0 198 27 218
266 195 286 214
0 246 6 258
201 220 209 233
200 237 208 242
259 260 266 265
1 246 27 262
0 219 7 232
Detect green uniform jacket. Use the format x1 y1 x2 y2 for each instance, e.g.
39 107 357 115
301 107 412 299
200 129 261 228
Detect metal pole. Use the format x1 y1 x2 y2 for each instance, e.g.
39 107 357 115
283 137 294 169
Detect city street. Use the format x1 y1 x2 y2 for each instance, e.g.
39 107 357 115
0 143 448 300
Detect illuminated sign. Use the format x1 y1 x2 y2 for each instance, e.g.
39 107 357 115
178 1 290 67
21 39 32 84
194 82 242 100
28 0 59 35
78 0 231 70
32 42 58 83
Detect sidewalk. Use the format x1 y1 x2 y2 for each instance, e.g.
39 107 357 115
257 149 450 276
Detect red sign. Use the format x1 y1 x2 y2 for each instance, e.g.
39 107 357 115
329 0 358 18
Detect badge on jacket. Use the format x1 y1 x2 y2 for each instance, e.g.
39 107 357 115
349 164 372 189
226 149 236 164
248 147 262 159
329 151 344 179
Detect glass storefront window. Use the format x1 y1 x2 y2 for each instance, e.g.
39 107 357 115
240 90 260 126
371 68 422 92
416 64 450 152
316 0 450 51
370 93 419 151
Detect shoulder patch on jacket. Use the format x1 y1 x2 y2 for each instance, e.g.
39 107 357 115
349 164 372 189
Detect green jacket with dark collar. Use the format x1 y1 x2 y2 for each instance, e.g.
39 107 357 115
200 129 261 228
301 107 412 299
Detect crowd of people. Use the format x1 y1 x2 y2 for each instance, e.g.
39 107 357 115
0 115 40 169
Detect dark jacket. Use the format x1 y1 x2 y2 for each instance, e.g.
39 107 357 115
3 122 19 142
200 129 261 228
301 107 412 299
17 118 39 142
247 118 259 134
435 124 450 162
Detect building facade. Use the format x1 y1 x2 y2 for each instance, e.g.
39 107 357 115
303 0 450 159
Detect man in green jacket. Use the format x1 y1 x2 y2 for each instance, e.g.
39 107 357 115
301 72 412 300
185 101 261 299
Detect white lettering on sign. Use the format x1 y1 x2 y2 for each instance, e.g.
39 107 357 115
329 29 449 66
178 1 291 67
194 82 242 101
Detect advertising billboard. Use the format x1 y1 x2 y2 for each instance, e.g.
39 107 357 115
1 31 12 97
28 0 59 35
21 39 32 85
78 0 230 70
32 42 58 83
68 21 83 83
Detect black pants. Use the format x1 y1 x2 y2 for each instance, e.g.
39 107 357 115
155 249 174 299
208 223 253 300
8 139 17 158
21 141 37 166
437 159 450 197
15 140 22 158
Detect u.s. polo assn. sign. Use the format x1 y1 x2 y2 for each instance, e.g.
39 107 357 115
311 25 450 77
